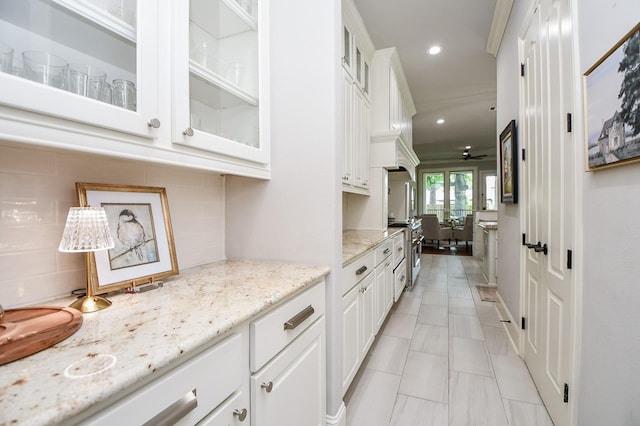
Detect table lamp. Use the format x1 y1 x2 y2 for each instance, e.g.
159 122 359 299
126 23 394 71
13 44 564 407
59 207 115 313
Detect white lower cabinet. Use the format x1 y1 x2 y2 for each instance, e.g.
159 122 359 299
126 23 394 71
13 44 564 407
250 319 326 426
342 283 361 393
250 281 326 426
360 272 376 359
77 280 325 426
342 234 402 396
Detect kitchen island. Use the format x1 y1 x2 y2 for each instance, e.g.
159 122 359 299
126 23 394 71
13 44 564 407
0 260 329 425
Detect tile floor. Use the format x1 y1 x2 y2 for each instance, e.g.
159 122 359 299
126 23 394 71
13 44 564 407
344 254 554 426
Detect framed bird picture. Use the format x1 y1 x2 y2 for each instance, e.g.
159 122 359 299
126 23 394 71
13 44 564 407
76 182 179 295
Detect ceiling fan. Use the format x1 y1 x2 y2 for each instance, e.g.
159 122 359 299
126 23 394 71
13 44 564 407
462 148 487 160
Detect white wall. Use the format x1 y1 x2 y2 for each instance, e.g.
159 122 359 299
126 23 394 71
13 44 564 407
495 0 528 326
224 0 344 420
0 141 225 307
575 1 640 424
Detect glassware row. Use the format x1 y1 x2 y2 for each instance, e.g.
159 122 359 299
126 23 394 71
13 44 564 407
0 42 135 111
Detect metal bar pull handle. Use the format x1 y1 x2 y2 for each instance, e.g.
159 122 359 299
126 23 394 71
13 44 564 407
284 305 315 330
143 389 197 426
355 265 367 275
383 248 391 254
534 243 548 255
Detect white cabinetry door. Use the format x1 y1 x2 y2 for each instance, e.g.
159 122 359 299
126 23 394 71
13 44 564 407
342 72 354 186
342 283 361 394
384 258 394 317
360 272 375 358
355 85 370 190
172 0 269 165
251 319 326 426
0 0 160 140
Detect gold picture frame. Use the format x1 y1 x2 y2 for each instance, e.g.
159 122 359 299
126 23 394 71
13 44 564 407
584 22 640 171
76 182 179 295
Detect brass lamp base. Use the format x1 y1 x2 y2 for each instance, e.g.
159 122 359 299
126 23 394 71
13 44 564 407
69 295 112 313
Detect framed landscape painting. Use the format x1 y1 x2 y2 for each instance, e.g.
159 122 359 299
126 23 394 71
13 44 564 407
584 22 640 171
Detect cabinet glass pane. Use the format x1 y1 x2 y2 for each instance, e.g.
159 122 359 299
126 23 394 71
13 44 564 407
343 26 351 67
189 73 258 147
0 0 138 110
189 0 259 148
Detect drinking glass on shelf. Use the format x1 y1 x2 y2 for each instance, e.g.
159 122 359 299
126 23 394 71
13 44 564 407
100 82 112 104
68 64 106 99
112 79 136 110
0 42 13 73
22 51 68 89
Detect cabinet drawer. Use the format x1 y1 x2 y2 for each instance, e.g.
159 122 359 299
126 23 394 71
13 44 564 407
87 333 243 426
250 281 325 372
374 239 394 266
342 250 375 295
393 231 405 268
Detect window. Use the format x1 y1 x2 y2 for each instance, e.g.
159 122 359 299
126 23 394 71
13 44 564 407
481 172 497 210
422 168 475 223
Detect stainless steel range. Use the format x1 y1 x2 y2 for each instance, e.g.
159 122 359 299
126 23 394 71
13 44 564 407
388 218 423 288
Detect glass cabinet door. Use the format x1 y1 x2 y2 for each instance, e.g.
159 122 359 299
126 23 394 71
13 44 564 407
0 0 159 137
172 0 268 165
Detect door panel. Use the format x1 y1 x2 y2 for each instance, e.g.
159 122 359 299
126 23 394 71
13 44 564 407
521 0 575 424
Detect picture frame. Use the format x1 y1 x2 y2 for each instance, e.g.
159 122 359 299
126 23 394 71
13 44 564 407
584 22 640 171
76 182 179 295
500 120 518 204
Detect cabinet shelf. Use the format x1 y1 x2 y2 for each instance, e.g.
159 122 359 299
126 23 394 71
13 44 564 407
52 0 137 43
189 60 257 106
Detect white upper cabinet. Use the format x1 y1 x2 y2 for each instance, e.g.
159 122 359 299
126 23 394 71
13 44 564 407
370 47 415 145
342 0 373 195
0 0 159 138
0 0 270 179
172 0 269 167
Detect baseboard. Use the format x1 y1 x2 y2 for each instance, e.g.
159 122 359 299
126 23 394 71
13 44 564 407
494 290 521 355
326 402 347 426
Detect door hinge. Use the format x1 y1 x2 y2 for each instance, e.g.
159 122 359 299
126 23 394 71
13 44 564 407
521 317 526 330
520 63 525 76
567 249 573 269
567 113 572 132
522 148 526 161
564 383 569 403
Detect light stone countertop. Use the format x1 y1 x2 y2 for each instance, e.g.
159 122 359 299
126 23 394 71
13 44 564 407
0 259 330 426
343 228 404 266
478 221 498 230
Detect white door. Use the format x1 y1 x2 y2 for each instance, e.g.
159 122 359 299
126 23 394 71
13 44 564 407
521 0 575 424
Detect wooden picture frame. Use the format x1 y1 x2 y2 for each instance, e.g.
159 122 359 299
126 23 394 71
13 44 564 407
500 120 518 204
584 22 640 171
76 182 179 294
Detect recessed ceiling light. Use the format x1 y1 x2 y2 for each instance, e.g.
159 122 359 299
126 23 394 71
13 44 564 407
428 46 442 55
436 118 445 124
465 145 471 149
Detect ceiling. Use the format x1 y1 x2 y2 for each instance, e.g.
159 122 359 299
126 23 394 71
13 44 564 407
352 0 502 164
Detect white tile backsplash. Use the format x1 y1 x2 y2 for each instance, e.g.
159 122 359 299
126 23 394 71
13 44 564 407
0 141 226 307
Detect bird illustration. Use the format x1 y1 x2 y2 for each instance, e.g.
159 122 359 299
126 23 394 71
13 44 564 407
117 209 146 261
